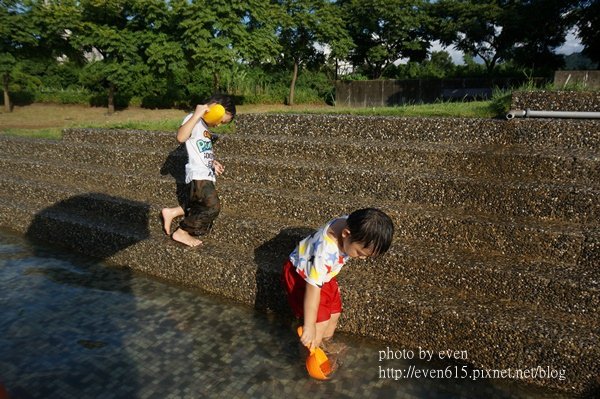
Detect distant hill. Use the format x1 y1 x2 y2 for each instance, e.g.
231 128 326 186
563 52 598 70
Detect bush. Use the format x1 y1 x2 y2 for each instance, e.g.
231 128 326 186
242 90 288 104
141 95 175 109
339 73 369 81
89 93 132 109
288 87 326 105
36 87 91 104
489 88 512 117
1 90 35 106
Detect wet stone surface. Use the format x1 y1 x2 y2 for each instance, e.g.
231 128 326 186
0 228 573 399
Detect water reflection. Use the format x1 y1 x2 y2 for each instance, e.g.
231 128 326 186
0 228 572 398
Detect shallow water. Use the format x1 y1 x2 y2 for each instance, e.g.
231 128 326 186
0 228 572 399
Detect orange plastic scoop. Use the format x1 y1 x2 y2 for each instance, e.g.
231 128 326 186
297 326 332 380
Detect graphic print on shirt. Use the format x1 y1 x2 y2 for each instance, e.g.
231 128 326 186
195 131 215 177
290 217 349 288
196 134 213 153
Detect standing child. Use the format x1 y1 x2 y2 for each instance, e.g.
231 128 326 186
282 208 394 351
161 94 236 247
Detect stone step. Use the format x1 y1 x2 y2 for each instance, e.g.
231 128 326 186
8 132 599 188
233 114 600 152
2 194 598 321
359 242 600 315
0 155 178 203
4 152 598 226
217 134 600 188
0 197 596 393
0 163 596 267
0 177 155 235
62 128 177 152
218 182 599 267
221 155 599 224
12 146 593 225
339 273 598 394
0 190 597 315
507 118 600 152
0 135 177 176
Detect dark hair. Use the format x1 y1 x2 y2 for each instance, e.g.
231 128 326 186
205 93 237 120
347 208 394 257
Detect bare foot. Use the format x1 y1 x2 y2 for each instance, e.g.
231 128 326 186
161 208 177 235
321 339 348 356
171 228 203 247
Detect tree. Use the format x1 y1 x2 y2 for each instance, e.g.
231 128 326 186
28 0 83 63
429 0 512 74
72 0 151 113
277 0 353 105
0 0 37 111
505 0 577 73
341 0 429 79
422 50 455 78
575 0 600 65
177 0 282 96
430 0 578 75
126 0 187 107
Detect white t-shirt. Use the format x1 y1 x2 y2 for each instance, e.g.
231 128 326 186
289 216 349 288
182 114 216 184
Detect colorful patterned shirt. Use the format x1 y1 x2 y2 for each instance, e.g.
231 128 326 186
289 216 349 288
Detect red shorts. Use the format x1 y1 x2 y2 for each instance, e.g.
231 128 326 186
281 260 342 323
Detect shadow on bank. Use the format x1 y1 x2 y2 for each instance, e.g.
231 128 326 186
159 144 188 209
253 226 314 316
2 193 151 398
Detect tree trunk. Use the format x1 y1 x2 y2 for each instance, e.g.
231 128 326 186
288 61 298 106
108 82 115 115
335 58 338 81
3 74 11 113
213 72 220 92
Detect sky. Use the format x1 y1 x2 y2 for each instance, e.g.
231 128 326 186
429 28 584 65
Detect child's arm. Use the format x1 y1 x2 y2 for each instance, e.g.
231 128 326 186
301 284 321 349
177 104 209 143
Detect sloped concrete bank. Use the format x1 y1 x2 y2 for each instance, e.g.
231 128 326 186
0 113 598 394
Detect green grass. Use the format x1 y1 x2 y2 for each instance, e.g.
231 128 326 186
0 128 63 140
312 100 495 118
85 101 495 132
82 119 182 132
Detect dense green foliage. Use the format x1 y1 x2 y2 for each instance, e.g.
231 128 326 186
574 0 599 65
429 0 580 75
0 0 596 111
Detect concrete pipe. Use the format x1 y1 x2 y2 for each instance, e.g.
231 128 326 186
506 109 600 120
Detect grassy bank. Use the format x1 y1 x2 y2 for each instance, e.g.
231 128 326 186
0 101 495 140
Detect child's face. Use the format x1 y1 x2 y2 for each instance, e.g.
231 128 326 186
207 112 233 127
341 229 375 259
209 112 233 127
221 112 234 125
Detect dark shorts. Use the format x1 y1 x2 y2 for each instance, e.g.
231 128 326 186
179 180 220 236
281 260 342 323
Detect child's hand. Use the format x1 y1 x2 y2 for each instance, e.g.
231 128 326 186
213 160 224 176
300 324 317 349
193 104 209 118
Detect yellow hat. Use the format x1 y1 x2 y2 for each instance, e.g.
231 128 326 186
203 104 226 125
